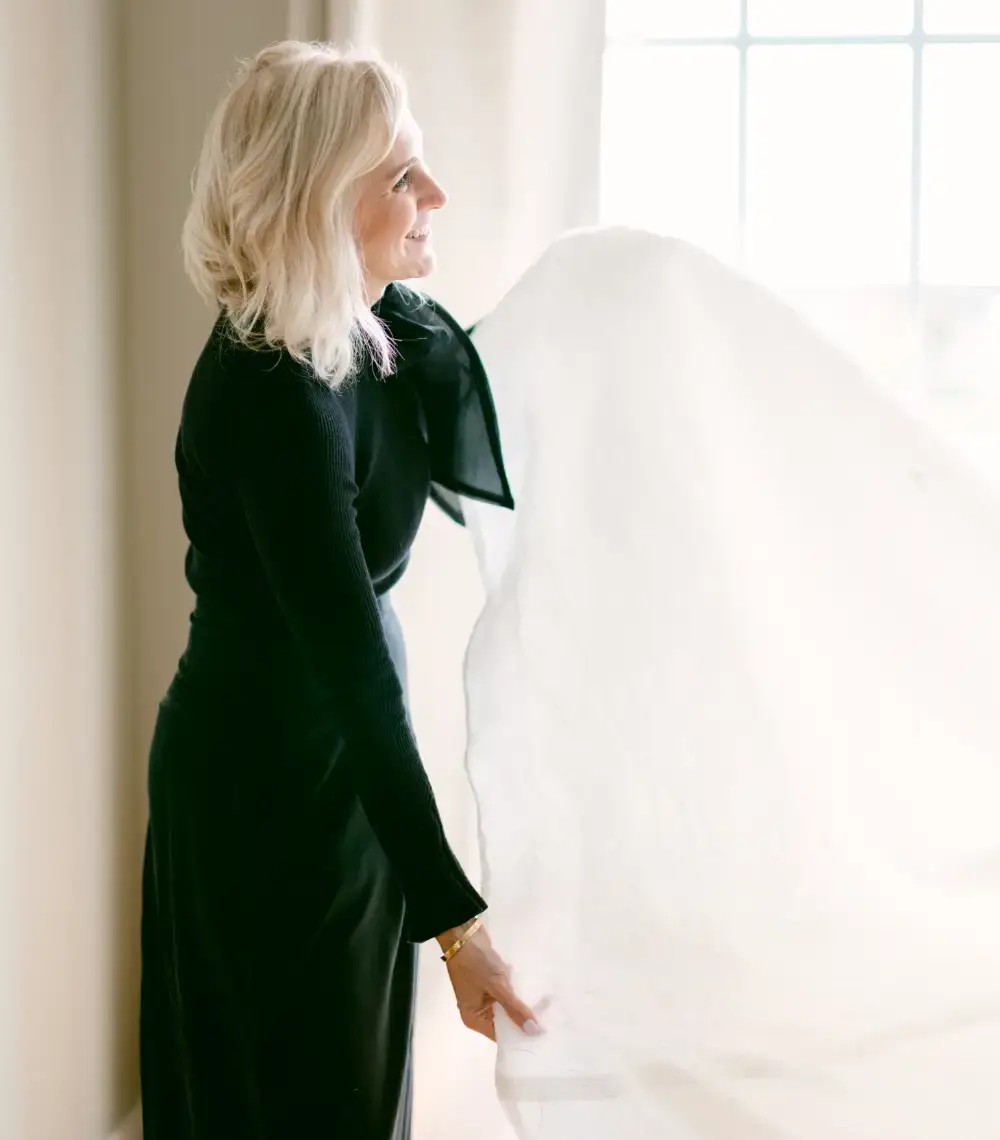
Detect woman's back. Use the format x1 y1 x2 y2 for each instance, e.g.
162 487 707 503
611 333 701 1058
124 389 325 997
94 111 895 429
168 307 433 705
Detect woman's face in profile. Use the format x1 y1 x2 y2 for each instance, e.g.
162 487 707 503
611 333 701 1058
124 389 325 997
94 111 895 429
355 108 448 302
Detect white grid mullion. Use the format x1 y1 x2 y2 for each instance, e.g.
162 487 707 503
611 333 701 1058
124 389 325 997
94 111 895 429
910 0 925 296
606 34 1000 47
605 8 1000 290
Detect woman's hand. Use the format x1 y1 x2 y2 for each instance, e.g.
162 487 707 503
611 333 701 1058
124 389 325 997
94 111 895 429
436 920 542 1042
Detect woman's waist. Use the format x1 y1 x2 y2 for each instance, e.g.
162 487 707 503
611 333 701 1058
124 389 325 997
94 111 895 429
165 590 399 703
166 596 305 703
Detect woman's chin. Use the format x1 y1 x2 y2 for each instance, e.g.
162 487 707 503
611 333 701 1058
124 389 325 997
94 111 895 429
401 246 436 280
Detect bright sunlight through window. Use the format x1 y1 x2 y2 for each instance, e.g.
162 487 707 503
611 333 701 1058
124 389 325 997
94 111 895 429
601 1 1000 288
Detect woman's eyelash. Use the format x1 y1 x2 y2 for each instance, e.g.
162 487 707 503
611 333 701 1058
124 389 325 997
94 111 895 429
393 169 413 192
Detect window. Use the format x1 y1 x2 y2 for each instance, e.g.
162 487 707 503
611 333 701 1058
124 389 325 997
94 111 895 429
601 1 1000 290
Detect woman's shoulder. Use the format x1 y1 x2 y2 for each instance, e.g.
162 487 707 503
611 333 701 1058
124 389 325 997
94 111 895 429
204 313 312 385
200 314 363 403
188 314 358 449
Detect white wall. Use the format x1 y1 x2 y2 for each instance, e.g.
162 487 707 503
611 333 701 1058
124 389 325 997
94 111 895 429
121 0 291 798
0 2 292 1135
0 0 122 1136
119 7 295 1137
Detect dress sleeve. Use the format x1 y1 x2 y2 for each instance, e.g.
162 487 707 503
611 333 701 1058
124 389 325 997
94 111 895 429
230 372 485 943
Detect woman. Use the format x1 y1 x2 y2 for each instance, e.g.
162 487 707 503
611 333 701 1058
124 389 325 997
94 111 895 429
140 40 538 1140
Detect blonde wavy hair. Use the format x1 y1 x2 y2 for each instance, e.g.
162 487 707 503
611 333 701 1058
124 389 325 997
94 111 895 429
182 40 406 388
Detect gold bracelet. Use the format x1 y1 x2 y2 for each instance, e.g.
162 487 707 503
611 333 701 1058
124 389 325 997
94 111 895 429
440 917 484 963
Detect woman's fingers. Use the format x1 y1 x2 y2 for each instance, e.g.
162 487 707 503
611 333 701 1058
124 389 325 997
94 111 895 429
447 937 543 1042
490 976 544 1036
460 1000 496 1041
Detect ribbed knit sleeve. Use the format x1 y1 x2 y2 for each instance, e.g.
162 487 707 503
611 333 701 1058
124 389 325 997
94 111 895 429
229 372 485 943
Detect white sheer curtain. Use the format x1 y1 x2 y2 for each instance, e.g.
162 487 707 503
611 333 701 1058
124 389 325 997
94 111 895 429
327 9 1000 1135
463 227 1000 1139
294 11 1000 1137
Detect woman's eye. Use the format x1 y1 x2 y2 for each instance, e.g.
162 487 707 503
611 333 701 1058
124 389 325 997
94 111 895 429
393 170 412 192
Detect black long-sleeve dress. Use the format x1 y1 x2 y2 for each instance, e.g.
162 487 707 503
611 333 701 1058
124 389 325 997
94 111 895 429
139 284 514 1140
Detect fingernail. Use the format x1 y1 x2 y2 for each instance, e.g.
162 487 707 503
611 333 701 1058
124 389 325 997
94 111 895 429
523 1019 543 1036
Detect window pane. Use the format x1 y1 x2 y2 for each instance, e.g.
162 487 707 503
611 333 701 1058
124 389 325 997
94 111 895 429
606 0 740 39
746 46 912 285
749 0 913 36
924 1 1000 34
921 46 1000 286
601 47 740 264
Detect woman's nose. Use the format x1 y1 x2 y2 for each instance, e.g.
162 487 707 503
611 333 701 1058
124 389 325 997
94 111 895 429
423 174 448 211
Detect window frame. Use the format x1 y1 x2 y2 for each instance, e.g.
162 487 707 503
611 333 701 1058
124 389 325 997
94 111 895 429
604 0 1000 295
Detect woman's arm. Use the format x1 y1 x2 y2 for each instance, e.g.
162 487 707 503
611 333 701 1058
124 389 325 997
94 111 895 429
229 371 484 942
